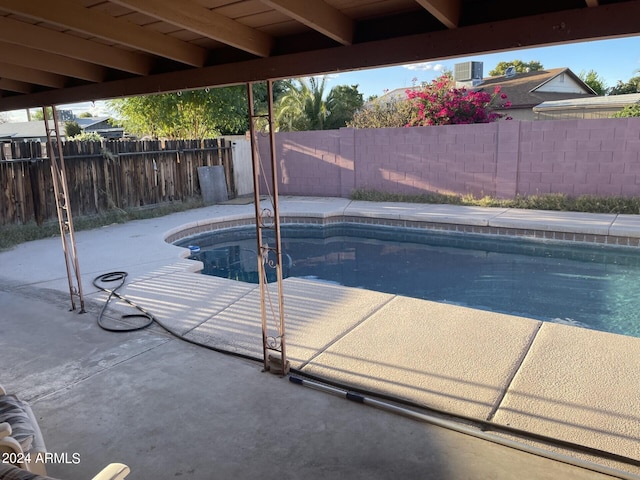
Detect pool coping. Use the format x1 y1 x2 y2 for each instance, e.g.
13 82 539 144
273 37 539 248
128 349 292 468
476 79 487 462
164 209 640 249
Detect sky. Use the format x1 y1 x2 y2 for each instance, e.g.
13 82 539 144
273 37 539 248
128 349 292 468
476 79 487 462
3 35 640 122
326 35 640 100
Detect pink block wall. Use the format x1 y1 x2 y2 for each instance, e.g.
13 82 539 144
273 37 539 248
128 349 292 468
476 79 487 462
257 130 345 196
517 119 640 196
257 118 640 199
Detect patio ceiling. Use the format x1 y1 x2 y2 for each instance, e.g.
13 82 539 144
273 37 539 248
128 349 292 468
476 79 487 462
0 0 639 111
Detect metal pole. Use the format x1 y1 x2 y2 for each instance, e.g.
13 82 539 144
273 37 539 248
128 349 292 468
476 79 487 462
246 81 289 375
266 79 288 371
43 106 85 312
246 83 270 372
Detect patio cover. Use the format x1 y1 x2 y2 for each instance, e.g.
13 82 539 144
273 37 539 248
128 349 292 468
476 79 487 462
0 0 639 111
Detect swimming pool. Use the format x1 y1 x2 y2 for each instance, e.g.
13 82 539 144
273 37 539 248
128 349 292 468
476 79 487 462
177 224 640 338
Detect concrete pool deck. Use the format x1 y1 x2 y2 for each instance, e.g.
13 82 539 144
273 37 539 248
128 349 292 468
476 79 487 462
1 196 640 478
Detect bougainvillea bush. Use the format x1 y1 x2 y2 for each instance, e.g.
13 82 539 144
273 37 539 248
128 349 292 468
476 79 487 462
406 75 512 126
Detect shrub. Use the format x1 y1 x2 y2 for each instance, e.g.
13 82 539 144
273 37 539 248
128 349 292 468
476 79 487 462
70 131 103 142
406 75 512 126
348 97 413 129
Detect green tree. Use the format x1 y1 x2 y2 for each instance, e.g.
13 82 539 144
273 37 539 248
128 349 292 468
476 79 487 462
64 121 82 137
108 86 248 139
579 70 608 95
608 76 640 95
273 77 365 131
78 112 94 118
31 108 51 121
325 84 364 129
250 81 287 114
488 60 544 76
612 104 640 117
275 77 329 131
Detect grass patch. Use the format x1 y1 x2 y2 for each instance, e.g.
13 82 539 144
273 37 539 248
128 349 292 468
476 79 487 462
351 189 640 215
0 198 205 251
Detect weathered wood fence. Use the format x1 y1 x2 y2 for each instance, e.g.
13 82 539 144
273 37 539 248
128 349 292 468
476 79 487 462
0 138 234 225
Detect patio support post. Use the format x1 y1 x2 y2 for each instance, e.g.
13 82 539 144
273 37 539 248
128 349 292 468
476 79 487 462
43 105 85 312
247 81 289 375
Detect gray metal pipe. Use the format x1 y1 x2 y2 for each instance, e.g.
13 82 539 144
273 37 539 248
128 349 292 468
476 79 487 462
289 376 640 480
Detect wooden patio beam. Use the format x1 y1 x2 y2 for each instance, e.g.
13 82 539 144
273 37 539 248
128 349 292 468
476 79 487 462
261 0 354 45
0 41 106 83
0 62 67 88
0 0 207 66
414 0 461 28
0 16 153 75
111 0 273 57
0 78 32 94
1 1 638 111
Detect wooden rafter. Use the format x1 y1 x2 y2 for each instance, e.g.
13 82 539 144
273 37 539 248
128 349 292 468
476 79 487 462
110 0 274 57
0 0 207 66
1 0 639 111
414 0 460 28
0 41 106 83
0 62 67 88
0 16 153 75
261 0 354 46
0 78 32 94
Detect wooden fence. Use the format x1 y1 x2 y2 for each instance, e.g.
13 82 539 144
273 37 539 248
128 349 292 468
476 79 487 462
0 138 234 225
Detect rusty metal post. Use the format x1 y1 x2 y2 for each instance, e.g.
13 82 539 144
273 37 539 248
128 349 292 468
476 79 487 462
44 106 85 312
265 79 288 373
246 81 289 375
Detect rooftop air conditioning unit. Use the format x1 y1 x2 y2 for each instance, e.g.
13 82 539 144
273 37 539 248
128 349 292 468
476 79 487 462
454 61 483 82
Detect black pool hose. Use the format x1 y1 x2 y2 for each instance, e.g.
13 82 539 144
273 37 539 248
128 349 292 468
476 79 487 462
93 271 259 363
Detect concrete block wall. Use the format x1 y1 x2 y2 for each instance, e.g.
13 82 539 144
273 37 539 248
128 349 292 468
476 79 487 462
257 130 343 197
352 124 499 197
517 119 640 197
257 118 640 199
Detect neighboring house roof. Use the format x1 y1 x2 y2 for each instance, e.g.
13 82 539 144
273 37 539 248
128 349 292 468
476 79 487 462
534 92 640 111
369 68 596 110
0 117 123 142
0 120 64 141
75 116 112 129
476 68 596 108
364 87 415 106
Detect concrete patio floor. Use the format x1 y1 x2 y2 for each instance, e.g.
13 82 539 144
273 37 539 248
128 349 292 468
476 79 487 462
1 196 640 479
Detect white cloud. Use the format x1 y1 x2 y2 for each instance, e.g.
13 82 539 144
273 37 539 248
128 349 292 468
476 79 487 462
401 62 447 73
402 62 436 71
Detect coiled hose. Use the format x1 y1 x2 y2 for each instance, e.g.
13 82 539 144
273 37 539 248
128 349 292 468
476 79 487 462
92 271 259 362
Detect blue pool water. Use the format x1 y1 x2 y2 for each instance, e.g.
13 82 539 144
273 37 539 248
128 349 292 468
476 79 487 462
177 224 640 338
